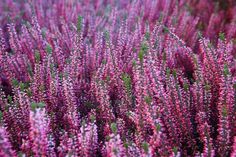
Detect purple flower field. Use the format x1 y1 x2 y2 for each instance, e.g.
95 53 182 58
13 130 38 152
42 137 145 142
0 0 235 156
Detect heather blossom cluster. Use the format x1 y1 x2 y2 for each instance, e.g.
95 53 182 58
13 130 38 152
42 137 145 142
0 0 235 157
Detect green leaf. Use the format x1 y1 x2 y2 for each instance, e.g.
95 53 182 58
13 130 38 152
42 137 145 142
122 73 132 92
138 42 149 62
173 146 178 155
141 42 148 54
46 44 52 54
166 68 171 78
11 78 19 87
163 26 169 33
31 102 45 111
105 135 111 141
142 142 149 154
162 52 167 62
39 85 45 92
158 12 163 22
197 31 203 38
26 89 32 97
219 32 225 41
37 102 45 108
18 152 25 157
35 50 40 63
19 82 25 91
144 95 152 105
223 64 230 77
102 59 107 64
156 124 161 132
104 30 110 41
0 111 2 122
77 15 83 32
90 114 96 123
111 123 117 134
126 111 132 117
31 102 37 111
207 42 213 48
205 84 211 91
193 54 198 65
7 95 12 103
27 64 33 77
106 76 110 82
222 105 228 117
172 69 177 79
124 142 129 149
41 27 46 39
132 60 136 67
145 32 150 40
183 83 189 91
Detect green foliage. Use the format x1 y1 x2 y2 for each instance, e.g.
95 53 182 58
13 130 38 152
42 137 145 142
138 42 148 62
173 146 178 155
19 82 25 91
90 114 96 123
102 59 107 64
223 64 230 77
183 83 189 91
27 64 33 77
106 76 110 82
105 135 111 141
41 27 46 39
46 44 52 54
156 123 161 132
142 142 149 154
11 78 19 87
124 142 129 149
197 31 203 38
104 30 110 41
158 12 163 22
207 42 213 48
111 122 117 134
132 60 136 67
18 152 25 157
77 15 83 32
144 95 152 105
35 50 41 63
222 105 228 117
12 78 30 91
7 95 13 104
166 68 171 78
122 73 132 93
145 32 150 40
0 110 2 122
205 84 211 91
31 102 45 111
162 52 167 62
163 26 169 33
219 32 225 41
172 69 177 79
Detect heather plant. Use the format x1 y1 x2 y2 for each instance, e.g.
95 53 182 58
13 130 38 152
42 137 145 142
0 0 235 157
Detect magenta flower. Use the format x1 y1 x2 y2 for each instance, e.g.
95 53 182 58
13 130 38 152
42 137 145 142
0 0 235 156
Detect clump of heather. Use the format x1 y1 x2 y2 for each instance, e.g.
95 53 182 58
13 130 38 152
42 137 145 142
0 0 235 156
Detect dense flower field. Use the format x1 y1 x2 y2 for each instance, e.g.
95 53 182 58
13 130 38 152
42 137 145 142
0 0 235 156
